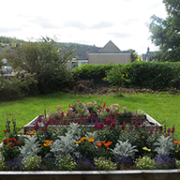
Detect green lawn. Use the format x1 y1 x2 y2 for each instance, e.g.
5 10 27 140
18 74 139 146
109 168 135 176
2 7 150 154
0 92 180 142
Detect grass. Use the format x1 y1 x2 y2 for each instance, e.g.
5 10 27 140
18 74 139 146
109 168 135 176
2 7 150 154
0 91 180 142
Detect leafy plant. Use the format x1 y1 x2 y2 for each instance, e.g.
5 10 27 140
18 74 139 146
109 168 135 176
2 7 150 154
19 135 41 158
153 135 174 156
111 140 138 159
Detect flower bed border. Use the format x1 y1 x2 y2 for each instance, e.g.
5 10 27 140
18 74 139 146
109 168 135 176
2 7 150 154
24 114 162 134
0 170 180 180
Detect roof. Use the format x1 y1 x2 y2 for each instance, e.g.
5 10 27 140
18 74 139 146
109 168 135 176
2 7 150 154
98 40 121 53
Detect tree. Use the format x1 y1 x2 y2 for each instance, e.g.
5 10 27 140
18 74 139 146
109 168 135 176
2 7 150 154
148 0 180 62
128 49 138 62
4 36 75 93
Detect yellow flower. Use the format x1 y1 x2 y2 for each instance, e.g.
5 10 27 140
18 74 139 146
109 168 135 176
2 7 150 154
174 141 178 145
88 137 94 142
44 140 53 144
142 147 151 152
76 140 81 144
44 143 50 147
142 136 145 139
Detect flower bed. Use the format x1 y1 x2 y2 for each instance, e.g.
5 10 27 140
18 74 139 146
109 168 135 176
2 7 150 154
2 100 179 177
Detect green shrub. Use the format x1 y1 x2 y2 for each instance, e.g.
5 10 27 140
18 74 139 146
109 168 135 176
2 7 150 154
94 157 117 170
21 155 41 171
136 156 155 170
55 156 76 170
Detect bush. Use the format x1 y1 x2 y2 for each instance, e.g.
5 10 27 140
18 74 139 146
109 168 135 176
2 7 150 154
104 61 180 90
71 64 114 86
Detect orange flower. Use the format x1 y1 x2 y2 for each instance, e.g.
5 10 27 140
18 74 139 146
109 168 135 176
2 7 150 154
44 140 53 144
81 137 88 141
104 141 112 147
174 141 178 145
175 150 179 153
97 142 102 147
178 141 180 146
142 136 145 139
101 141 105 144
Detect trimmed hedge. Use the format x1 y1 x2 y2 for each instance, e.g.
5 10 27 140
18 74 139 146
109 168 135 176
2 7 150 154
104 61 180 90
71 64 115 85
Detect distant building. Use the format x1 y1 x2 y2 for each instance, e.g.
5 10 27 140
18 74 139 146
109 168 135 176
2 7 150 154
68 40 131 68
142 47 155 61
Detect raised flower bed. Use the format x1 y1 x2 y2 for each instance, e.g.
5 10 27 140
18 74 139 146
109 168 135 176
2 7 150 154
1 100 178 180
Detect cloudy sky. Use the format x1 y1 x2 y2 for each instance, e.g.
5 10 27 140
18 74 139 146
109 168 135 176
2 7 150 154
0 0 167 54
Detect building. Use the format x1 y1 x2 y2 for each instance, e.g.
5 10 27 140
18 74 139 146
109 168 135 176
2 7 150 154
69 40 131 68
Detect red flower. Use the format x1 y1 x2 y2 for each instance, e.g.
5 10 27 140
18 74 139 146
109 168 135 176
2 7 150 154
86 118 88 122
8 138 15 142
149 130 154 134
106 107 110 112
44 121 49 127
3 139 7 144
80 115 83 119
66 112 69 116
15 141 20 145
42 128 46 132
77 100 80 102
9 142 15 147
121 124 125 130
103 102 106 108
167 128 171 133
90 114 94 118
141 125 145 128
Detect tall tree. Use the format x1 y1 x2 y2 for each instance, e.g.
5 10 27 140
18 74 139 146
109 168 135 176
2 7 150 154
128 49 138 62
148 0 180 62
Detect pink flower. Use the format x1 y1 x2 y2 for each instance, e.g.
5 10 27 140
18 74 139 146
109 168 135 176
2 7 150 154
38 117 43 123
61 111 64 118
167 128 171 133
4 130 8 133
112 122 116 127
106 107 110 112
98 109 101 113
123 107 126 109
94 101 97 104
57 105 62 108
149 130 154 134
34 123 39 130
90 114 94 118
171 127 175 133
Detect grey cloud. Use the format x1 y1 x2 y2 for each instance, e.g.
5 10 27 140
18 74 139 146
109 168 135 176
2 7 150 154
122 18 138 26
31 16 59 29
109 32 131 38
0 27 21 33
64 21 87 30
91 22 114 29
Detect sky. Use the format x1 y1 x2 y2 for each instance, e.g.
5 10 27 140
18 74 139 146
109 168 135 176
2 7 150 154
0 0 167 55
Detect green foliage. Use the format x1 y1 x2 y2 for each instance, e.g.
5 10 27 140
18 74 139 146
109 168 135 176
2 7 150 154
128 49 138 62
136 156 155 170
104 61 180 90
71 64 114 85
3 36 75 94
94 157 117 170
19 135 41 158
148 1 180 62
21 154 41 171
111 140 138 159
176 159 180 169
154 135 174 156
55 156 76 170
0 153 5 170
50 133 79 158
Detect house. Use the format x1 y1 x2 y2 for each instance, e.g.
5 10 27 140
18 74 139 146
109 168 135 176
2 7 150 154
142 47 155 61
69 40 131 68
